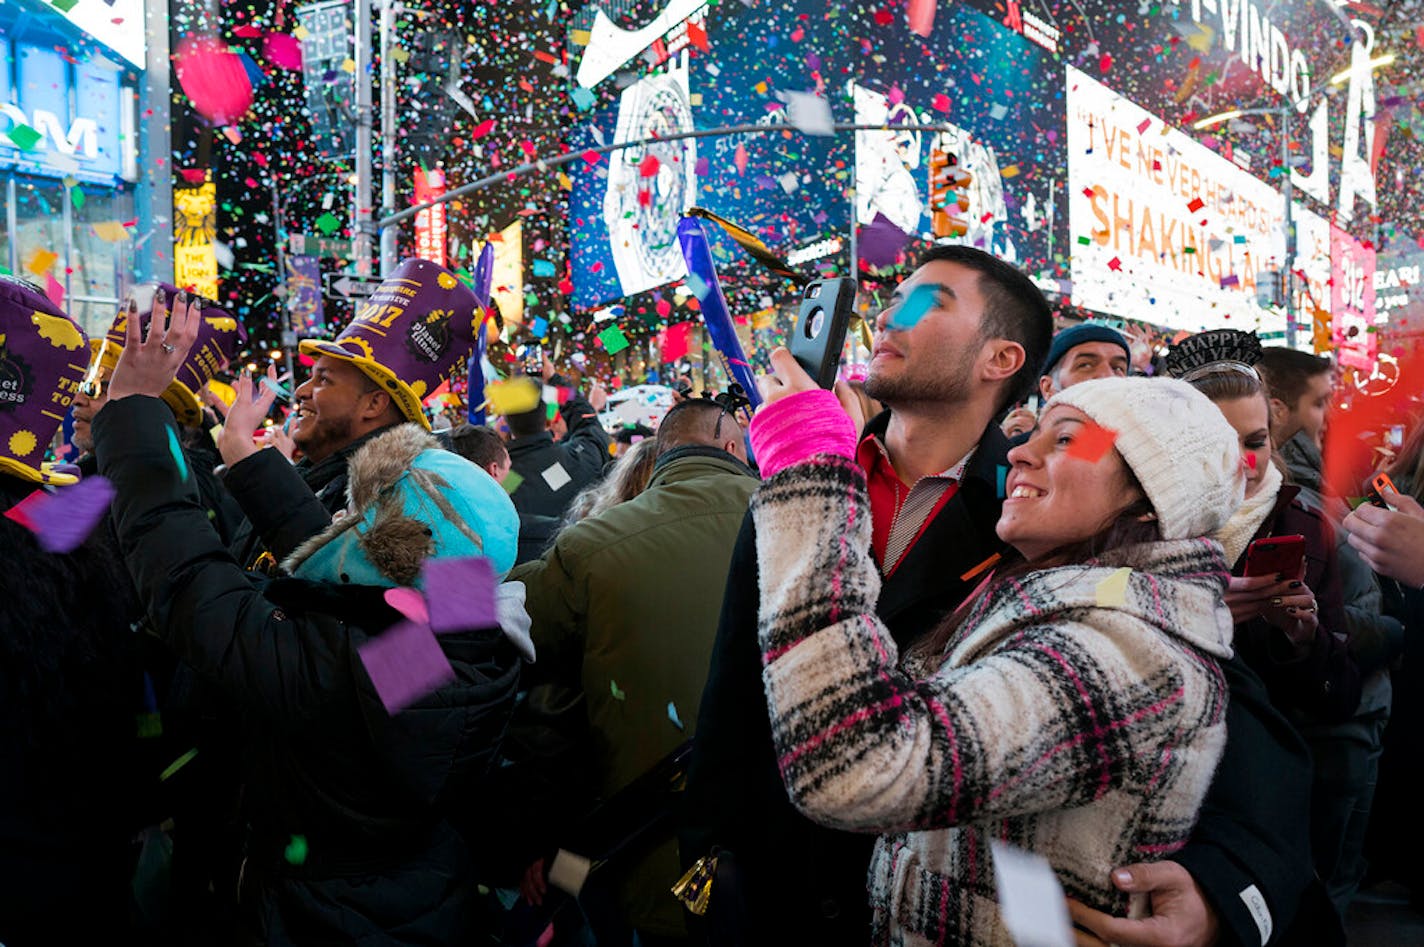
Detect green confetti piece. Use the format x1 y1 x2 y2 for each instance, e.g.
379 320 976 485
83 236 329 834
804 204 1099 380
70 187 85 210
7 123 42 151
284 834 308 865
546 401 558 421
610 679 626 701
50 0 80 10
1077 235 1091 245
136 712 163 739
598 324 630 355
500 469 524 495
314 211 342 235
166 427 190 482
159 747 199 782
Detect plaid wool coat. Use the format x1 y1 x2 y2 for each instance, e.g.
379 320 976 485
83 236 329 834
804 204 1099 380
753 455 1235 946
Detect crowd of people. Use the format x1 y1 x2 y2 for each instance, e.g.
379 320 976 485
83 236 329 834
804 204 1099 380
3 244 1424 947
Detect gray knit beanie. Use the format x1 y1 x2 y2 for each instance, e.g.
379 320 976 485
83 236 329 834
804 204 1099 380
1047 377 1245 541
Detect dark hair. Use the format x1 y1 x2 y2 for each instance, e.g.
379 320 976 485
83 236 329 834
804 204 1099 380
1257 348 1332 407
656 399 730 454
449 423 508 469
914 245 1053 415
505 404 549 438
911 481 1160 662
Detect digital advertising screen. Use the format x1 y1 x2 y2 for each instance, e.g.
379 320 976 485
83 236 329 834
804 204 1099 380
567 0 851 313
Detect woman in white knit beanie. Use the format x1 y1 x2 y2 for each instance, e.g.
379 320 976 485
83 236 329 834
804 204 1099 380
744 359 1246 946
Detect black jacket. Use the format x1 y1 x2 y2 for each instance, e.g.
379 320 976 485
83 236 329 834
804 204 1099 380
93 397 520 945
1232 484 1361 722
507 393 610 520
680 416 1012 944
681 413 1324 947
0 476 146 947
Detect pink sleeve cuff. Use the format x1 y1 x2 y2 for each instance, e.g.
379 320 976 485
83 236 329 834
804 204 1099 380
749 388 859 479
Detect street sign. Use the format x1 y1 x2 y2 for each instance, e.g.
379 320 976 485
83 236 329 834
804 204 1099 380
290 233 351 258
326 274 382 299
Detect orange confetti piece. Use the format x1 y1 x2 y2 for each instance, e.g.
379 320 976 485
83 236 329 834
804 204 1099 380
1066 420 1119 463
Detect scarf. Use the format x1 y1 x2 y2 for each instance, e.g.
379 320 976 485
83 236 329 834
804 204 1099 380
1215 460 1284 568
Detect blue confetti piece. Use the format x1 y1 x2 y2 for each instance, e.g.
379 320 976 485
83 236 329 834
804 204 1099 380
530 316 548 338
532 259 556 278
570 86 595 111
997 465 1008 500
166 427 190 482
667 701 684 731
888 284 936 330
261 377 291 401
685 272 710 301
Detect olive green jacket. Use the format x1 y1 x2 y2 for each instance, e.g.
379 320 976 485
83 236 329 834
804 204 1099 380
510 446 757 935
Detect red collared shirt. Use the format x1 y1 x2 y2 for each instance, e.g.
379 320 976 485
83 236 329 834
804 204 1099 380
856 433 974 576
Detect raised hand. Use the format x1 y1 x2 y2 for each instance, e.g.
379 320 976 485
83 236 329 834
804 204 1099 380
107 289 202 401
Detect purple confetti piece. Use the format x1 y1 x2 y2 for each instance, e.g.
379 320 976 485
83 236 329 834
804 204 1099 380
357 619 455 715
421 557 499 634
858 213 912 268
4 476 115 553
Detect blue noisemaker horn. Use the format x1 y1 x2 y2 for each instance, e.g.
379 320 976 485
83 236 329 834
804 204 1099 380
676 216 762 408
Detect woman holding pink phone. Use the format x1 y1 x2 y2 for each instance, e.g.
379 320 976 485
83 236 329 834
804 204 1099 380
1166 330 1360 722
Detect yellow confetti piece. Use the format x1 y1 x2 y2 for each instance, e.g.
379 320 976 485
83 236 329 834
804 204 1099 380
570 28 591 45
342 58 356 73
1000 165 1020 178
1095 568 1132 608
159 747 199 782
557 171 573 190
485 378 543 416
292 24 309 40
391 46 410 64
24 248 57 276
92 221 130 242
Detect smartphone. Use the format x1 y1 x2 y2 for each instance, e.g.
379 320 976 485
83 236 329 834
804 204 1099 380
1387 425 1405 450
790 278 857 389
1243 534 1306 579
1366 472 1399 511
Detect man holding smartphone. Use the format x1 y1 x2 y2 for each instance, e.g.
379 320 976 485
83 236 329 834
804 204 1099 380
683 245 1323 947
682 246 1047 943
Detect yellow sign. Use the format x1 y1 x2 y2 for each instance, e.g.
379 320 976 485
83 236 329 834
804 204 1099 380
173 175 218 299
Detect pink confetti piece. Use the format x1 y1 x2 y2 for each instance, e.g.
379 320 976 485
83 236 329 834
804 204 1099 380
383 586 430 624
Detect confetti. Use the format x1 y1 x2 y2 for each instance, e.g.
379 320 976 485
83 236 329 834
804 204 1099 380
357 620 455 715
422 557 498 632
783 91 835 136
667 701 685 730
24 248 57 276
610 679 626 701
541 461 572 491
598 324 630 355
166 428 190 482
4 476 116 554
1095 568 1133 608
888 283 937 330
284 834 308 866
159 747 200 782
486 378 542 416
1065 420 1119 463
6 123 42 151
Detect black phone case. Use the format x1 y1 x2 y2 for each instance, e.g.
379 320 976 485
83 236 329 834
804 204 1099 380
790 278 857 389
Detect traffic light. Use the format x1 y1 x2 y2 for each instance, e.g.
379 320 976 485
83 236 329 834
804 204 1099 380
928 148 972 239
